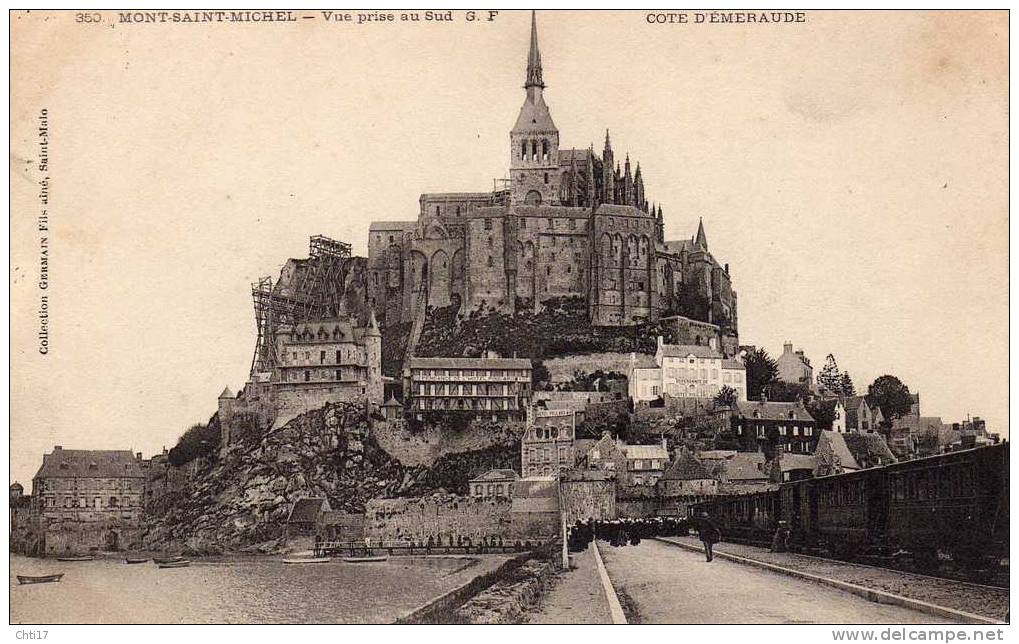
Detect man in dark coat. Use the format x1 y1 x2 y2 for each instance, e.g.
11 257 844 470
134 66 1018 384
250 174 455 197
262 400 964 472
694 510 721 562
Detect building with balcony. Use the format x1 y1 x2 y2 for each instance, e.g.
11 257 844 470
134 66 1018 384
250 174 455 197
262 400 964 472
404 355 533 421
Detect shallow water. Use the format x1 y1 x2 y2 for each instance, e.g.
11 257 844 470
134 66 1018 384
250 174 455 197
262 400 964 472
10 554 500 624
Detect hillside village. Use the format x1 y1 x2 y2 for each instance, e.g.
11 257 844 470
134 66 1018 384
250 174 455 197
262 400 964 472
10 12 1001 559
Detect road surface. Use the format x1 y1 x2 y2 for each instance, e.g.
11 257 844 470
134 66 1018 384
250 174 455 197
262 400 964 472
597 539 955 624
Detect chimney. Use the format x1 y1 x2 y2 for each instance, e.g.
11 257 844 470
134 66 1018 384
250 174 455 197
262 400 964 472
136 452 143 461
783 342 793 355
53 445 62 451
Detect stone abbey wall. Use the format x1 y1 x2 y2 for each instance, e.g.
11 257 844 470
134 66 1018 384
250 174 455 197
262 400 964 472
364 496 512 543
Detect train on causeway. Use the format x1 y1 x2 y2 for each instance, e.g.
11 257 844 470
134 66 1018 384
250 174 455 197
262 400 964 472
692 443 1008 574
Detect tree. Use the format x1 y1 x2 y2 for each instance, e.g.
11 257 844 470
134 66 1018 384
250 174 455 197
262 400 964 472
816 354 843 395
840 371 856 397
867 375 913 421
767 380 811 403
531 360 551 390
806 399 836 430
713 385 738 409
743 348 778 399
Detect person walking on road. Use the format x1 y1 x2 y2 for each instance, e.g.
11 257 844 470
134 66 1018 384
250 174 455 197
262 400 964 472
695 510 721 562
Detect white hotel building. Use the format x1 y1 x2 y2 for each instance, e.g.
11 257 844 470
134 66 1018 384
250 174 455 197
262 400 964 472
629 337 746 403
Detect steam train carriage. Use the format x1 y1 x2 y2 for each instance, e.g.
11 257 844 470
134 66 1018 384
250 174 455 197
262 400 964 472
691 443 1008 570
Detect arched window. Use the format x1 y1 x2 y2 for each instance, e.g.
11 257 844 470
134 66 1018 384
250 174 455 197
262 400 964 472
542 139 549 161
521 140 527 160
109 496 118 507
531 140 538 161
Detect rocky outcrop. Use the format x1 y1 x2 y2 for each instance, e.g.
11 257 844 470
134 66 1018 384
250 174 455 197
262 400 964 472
143 402 520 554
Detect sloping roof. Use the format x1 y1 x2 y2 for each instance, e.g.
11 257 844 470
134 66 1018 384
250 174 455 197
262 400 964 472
287 498 329 523
622 444 669 461
658 344 720 359
470 468 519 482
780 453 817 472
10 482 23 491
35 449 145 480
368 221 416 232
630 354 659 369
660 239 694 255
382 394 402 408
816 431 861 471
219 386 234 399
512 92 557 132
662 454 712 481
723 452 768 481
843 433 897 468
892 416 944 434
408 357 532 370
697 450 738 461
843 396 869 427
735 400 815 422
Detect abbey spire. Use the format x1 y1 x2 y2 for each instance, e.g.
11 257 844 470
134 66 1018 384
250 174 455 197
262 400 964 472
525 9 545 92
510 10 559 206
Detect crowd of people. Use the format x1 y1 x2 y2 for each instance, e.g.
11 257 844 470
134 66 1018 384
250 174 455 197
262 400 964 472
567 511 723 562
567 516 691 552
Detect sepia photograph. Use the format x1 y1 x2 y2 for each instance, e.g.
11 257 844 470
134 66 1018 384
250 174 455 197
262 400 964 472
8 7 1010 630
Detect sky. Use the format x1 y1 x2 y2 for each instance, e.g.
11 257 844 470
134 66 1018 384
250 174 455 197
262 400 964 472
9 10 1008 485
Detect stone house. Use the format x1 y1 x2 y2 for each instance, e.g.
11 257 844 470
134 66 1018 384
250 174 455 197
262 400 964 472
580 433 668 488
844 395 883 433
658 453 717 498
31 446 146 555
522 406 577 477
285 497 332 545
717 396 819 455
469 469 519 499
775 342 814 392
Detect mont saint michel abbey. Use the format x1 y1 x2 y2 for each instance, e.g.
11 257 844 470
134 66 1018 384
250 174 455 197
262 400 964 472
367 12 738 338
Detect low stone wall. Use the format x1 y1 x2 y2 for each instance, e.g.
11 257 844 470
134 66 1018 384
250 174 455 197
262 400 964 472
561 478 616 523
453 559 558 624
543 353 639 383
365 496 512 543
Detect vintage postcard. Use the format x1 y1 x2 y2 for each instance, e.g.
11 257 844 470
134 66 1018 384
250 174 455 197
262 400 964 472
9 8 1009 629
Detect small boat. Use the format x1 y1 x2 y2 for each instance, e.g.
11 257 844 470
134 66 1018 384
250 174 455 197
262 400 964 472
282 557 331 564
153 556 185 564
56 555 93 562
124 557 149 564
342 555 388 563
157 559 191 569
17 573 64 585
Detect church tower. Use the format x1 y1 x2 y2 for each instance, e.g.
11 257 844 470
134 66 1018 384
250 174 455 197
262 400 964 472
510 11 560 206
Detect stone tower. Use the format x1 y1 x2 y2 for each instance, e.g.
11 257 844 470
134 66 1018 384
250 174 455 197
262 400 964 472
509 11 560 206
364 310 384 404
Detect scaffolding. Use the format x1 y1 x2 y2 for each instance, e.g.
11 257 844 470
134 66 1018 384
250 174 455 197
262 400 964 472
249 235 354 374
